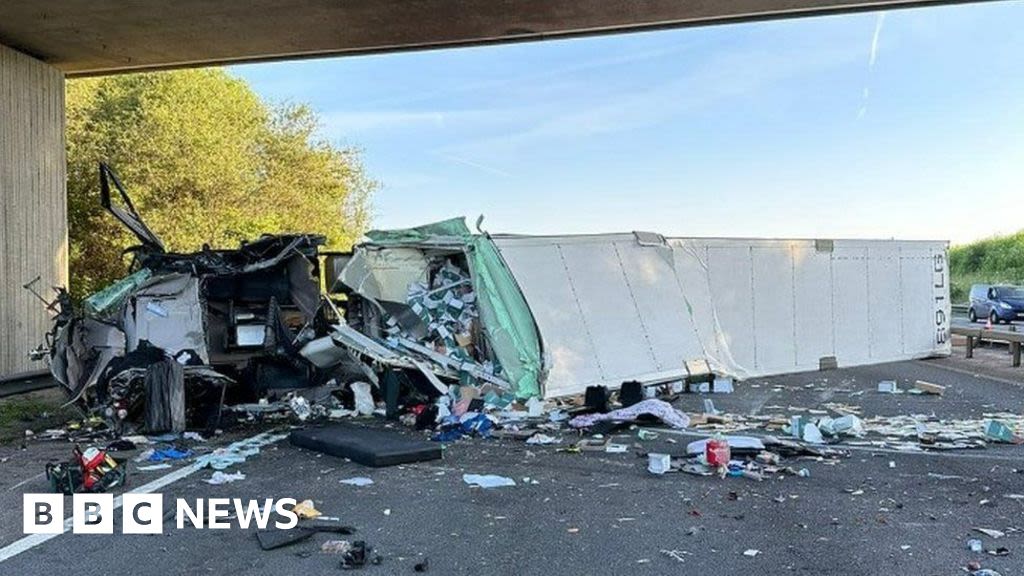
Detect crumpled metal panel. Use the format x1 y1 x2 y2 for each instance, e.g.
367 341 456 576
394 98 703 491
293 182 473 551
123 274 208 362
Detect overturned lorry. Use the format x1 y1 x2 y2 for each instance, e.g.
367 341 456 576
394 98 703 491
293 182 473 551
39 166 951 433
43 167 524 433
332 222 952 400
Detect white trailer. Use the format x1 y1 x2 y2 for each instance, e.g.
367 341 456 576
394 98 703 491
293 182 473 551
493 233 951 399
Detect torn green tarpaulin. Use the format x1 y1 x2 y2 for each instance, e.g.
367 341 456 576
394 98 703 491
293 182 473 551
365 217 473 245
468 235 541 398
82 268 152 317
362 218 542 398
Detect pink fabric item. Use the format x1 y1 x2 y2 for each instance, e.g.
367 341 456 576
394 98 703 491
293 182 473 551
569 399 690 429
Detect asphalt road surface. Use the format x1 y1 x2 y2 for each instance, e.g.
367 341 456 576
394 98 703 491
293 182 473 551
952 308 1022 334
1 358 1023 576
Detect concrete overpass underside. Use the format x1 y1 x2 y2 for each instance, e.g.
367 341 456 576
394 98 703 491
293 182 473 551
1 0 977 76
0 0 989 376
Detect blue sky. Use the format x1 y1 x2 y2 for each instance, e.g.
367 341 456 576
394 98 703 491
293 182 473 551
233 1 1024 245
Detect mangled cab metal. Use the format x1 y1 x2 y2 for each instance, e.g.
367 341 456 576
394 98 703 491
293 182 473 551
41 164 328 432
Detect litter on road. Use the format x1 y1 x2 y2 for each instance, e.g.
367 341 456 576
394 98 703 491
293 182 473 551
10 167 1024 576
973 528 1006 539
463 474 516 488
339 477 374 487
204 470 245 485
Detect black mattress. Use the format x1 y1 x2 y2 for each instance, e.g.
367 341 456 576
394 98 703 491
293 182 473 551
289 424 442 467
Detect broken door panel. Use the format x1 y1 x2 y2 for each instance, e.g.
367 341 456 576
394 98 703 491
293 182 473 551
99 163 166 252
123 274 208 362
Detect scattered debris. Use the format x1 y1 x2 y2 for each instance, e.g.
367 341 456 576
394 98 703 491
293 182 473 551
19 165 1024 576
256 521 356 551
144 447 192 462
351 382 375 417
257 528 319 551
801 422 824 444
878 381 899 394
45 445 128 494
928 473 967 480
984 420 1022 443
525 433 560 445
973 528 1005 539
292 499 322 519
340 541 379 569
463 474 516 488
648 453 671 475
204 470 246 485
339 477 375 487
136 463 172 471
321 540 353 554
290 396 312 421
705 435 731 467
569 399 690 430
714 378 735 393
913 380 945 396
661 549 691 563
686 436 764 456
637 429 659 441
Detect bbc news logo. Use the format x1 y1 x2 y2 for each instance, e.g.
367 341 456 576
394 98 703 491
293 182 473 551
23 494 299 534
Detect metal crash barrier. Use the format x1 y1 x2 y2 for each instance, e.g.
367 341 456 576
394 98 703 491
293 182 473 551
953 326 1024 368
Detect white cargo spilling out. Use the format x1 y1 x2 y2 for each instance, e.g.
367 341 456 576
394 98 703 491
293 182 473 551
336 219 950 399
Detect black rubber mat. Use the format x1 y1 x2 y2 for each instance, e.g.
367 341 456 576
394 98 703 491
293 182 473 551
289 424 442 467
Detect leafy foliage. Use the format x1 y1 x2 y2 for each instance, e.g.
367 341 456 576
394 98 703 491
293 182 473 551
949 231 1024 301
67 69 375 298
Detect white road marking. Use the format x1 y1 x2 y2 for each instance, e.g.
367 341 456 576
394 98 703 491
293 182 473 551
5 472 45 493
0 430 285 564
925 360 1024 388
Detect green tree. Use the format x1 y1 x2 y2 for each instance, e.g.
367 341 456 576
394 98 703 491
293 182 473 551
67 68 374 298
949 231 1024 301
